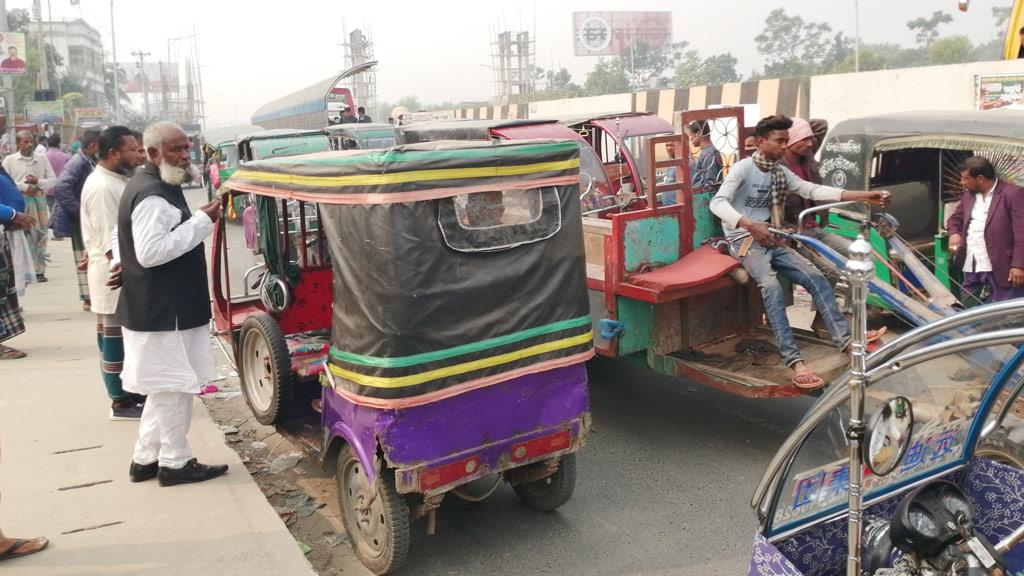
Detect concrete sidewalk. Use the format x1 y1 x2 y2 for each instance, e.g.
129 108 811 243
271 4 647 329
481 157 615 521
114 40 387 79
0 242 315 575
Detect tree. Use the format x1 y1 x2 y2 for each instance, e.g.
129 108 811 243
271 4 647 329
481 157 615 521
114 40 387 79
584 58 630 96
907 10 953 47
7 8 29 32
397 95 422 112
672 43 740 88
619 40 675 91
992 5 1012 29
927 35 975 64
537 67 582 100
830 42 928 73
754 8 839 77
104 63 131 112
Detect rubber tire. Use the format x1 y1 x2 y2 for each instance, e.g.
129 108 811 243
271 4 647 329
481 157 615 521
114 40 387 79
336 446 410 575
512 454 577 512
977 429 1024 469
238 313 293 426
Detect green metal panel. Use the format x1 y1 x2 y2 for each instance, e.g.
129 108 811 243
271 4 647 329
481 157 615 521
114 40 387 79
826 213 892 284
623 215 680 273
933 233 954 290
250 134 331 160
691 190 723 249
615 297 653 356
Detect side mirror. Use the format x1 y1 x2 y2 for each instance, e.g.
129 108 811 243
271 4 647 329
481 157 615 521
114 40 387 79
863 396 914 477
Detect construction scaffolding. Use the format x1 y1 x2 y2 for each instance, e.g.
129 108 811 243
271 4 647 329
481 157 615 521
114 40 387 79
341 27 377 116
490 29 535 104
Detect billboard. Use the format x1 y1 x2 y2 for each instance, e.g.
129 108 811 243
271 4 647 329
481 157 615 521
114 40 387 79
0 32 27 75
976 74 1024 111
572 11 672 57
26 100 64 124
120 61 179 93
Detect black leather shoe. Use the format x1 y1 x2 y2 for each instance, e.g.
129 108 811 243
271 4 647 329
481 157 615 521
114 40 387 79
158 459 228 487
129 461 159 483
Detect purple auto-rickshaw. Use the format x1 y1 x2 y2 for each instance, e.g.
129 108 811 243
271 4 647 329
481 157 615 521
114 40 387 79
213 138 593 573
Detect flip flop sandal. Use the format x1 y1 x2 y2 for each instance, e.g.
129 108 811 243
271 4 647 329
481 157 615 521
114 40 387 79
0 537 49 561
866 327 887 342
792 370 825 390
0 348 26 360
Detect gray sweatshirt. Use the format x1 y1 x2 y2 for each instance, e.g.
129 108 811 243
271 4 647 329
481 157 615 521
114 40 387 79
709 157 844 241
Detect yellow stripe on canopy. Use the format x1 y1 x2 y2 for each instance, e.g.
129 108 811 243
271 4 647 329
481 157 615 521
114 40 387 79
236 158 580 189
328 332 593 389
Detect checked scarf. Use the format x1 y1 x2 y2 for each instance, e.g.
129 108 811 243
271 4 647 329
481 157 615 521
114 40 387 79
752 151 787 228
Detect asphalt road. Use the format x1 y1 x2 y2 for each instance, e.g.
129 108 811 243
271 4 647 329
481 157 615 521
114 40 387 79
196 187 823 575
395 358 818 576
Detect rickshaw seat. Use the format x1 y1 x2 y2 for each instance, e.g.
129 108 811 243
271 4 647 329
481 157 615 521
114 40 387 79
286 329 330 380
627 245 740 293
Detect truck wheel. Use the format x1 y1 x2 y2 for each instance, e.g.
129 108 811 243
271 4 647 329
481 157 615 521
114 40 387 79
239 313 292 425
512 454 577 512
336 446 410 575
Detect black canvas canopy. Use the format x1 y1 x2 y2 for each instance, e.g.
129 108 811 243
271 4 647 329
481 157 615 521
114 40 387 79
224 140 593 406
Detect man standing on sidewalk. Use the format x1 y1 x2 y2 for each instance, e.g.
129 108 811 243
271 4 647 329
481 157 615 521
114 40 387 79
947 156 1024 305
81 126 143 419
113 121 228 486
44 134 70 215
2 131 56 282
51 130 100 311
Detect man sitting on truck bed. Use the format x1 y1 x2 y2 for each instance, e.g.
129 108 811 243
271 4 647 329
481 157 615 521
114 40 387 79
710 115 890 390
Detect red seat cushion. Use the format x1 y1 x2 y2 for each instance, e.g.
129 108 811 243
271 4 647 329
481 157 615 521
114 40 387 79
628 245 740 292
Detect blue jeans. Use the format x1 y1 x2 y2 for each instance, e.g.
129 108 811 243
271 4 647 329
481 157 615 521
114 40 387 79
730 241 851 367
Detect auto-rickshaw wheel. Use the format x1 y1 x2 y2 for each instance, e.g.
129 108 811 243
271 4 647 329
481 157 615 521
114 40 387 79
336 446 409 575
511 454 577 512
239 313 292 426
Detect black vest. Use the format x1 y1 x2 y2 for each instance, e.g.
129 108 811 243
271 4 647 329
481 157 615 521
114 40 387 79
114 164 211 332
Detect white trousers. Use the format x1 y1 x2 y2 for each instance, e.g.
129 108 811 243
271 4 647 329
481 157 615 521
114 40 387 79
132 391 194 469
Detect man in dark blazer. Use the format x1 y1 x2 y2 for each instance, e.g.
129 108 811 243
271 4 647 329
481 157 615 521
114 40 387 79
947 156 1024 305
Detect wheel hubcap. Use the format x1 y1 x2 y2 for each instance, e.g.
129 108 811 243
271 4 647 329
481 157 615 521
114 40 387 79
242 330 274 412
341 459 388 559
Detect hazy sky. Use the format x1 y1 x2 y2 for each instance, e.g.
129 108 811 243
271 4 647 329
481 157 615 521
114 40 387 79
12 0 1014 126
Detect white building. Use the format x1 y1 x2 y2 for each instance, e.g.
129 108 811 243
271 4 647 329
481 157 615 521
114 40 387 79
28 18 106 109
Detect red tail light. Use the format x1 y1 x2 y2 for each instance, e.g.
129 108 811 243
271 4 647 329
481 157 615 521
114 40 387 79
419 456 480 492
510 430 571 463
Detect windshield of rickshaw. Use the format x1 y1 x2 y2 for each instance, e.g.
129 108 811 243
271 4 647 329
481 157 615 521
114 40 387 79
249 134 331 160
621 131 673 186
766 316 1024 537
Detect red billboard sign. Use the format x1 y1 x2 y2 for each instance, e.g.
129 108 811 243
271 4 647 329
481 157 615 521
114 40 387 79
572 11 673 57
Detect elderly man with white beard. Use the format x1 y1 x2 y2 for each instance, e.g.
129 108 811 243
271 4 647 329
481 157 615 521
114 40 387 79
110 121 228 486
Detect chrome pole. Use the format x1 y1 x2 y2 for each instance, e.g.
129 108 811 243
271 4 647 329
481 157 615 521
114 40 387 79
845 234 873 576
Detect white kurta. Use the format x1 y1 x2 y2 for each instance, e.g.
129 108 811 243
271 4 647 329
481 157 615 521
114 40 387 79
112 195 215 395
80 165 130 315
963 183 997 273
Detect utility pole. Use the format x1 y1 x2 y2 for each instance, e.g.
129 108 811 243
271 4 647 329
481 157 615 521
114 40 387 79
32 0 48 91
110 0 119 122
853 0 861 73
0 0 13 149
131 49 150 120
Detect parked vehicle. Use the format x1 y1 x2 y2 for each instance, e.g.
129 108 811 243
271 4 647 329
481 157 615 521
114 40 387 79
817 110 1024 304
213 139 593 574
